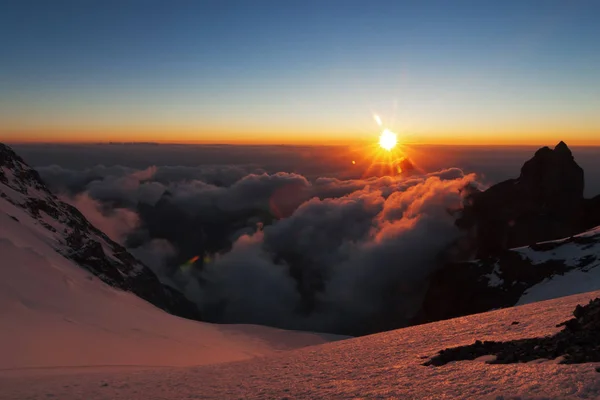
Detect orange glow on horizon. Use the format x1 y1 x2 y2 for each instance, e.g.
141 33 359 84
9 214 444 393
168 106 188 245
1 127 600 147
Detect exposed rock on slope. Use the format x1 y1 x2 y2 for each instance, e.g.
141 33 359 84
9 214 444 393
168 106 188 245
417 142 600 325
424 297 600 366
417 226 600 323
0 143 200 319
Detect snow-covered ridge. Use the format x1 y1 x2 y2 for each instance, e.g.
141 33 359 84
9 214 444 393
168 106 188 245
0 143 199 319
417 224 600 324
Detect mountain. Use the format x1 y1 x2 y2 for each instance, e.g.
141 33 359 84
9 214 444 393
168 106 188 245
0 143 200 320
417 225 600 324
455 141 595 258
4 141 600 398
0 143 341 370
417 142 600 325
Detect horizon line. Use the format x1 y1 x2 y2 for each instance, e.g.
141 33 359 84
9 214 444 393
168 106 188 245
4 139 600 148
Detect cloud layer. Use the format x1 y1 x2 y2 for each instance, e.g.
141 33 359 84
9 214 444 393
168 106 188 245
188 171 478 334
43 160 481 335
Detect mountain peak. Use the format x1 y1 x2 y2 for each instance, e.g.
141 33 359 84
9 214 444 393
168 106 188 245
520 140 583 193
0 142 201 320
554 140 573 158
0 143 51 196
456 142 587 258
0 142 18 158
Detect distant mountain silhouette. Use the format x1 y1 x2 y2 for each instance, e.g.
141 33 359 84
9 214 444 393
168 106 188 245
417 142 600 325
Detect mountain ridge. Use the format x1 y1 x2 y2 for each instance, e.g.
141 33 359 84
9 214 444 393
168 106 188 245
0 143 200 320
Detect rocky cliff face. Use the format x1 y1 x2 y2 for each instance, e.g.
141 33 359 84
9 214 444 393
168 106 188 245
417 142 600 325
456 141 586 258
0 143 200 320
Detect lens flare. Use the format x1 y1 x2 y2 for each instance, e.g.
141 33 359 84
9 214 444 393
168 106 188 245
180 255 201 272
374 114 383 127
379 129 397 151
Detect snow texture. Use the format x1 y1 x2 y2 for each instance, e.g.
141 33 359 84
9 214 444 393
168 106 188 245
2 290 600 399
514 226 600 305
0 203 340 371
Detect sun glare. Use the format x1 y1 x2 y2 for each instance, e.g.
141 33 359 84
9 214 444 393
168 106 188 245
379 129 397 151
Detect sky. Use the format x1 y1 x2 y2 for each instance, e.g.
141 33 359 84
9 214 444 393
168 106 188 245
1 0 599 145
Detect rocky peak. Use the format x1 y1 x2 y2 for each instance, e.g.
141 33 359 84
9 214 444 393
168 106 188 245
0 143 50 195
457 141 588 258
0 143 20 164
519 141 584 202
417 142 600 326
554 140 573 157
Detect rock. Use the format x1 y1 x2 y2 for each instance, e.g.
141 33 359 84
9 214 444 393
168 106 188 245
0 143 201 321
415 142 600 326
424 298 600 367
585 194 600 231
414 247 576 324
457 141 586 258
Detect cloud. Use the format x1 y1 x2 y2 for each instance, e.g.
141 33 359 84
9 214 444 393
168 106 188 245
43 159 482 334
62 193 140 245
21 143 600 335
129 238 177 277
184 171 478 334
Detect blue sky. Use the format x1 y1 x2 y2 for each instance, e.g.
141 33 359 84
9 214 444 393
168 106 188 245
1 0 599 144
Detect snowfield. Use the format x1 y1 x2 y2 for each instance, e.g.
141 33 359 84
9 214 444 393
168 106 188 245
0 202 340 371
515 226 600 305
3 287 600 399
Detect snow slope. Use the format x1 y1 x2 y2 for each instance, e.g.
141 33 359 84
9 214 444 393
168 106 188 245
418 224 600 324
0 203 340 370
515 226 600 305
3 291 600 399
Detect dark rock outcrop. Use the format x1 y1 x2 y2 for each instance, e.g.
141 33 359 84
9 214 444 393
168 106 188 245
457 141 586 258
424 297 600 366
0 143 201 320
416 142 600 326
585 194 600 231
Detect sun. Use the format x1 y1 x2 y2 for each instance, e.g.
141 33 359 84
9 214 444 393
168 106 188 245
379 129 397 151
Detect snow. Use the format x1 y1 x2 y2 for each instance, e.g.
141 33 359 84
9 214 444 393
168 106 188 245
3 290 600 399
485 262 504 287
0 207 340 371
515 225 600 268
0 184 63 252
573 225 600 238
517 240 598 268
518 267 600 305
2 185 600 398
509 225 600 306
1 165 15 183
